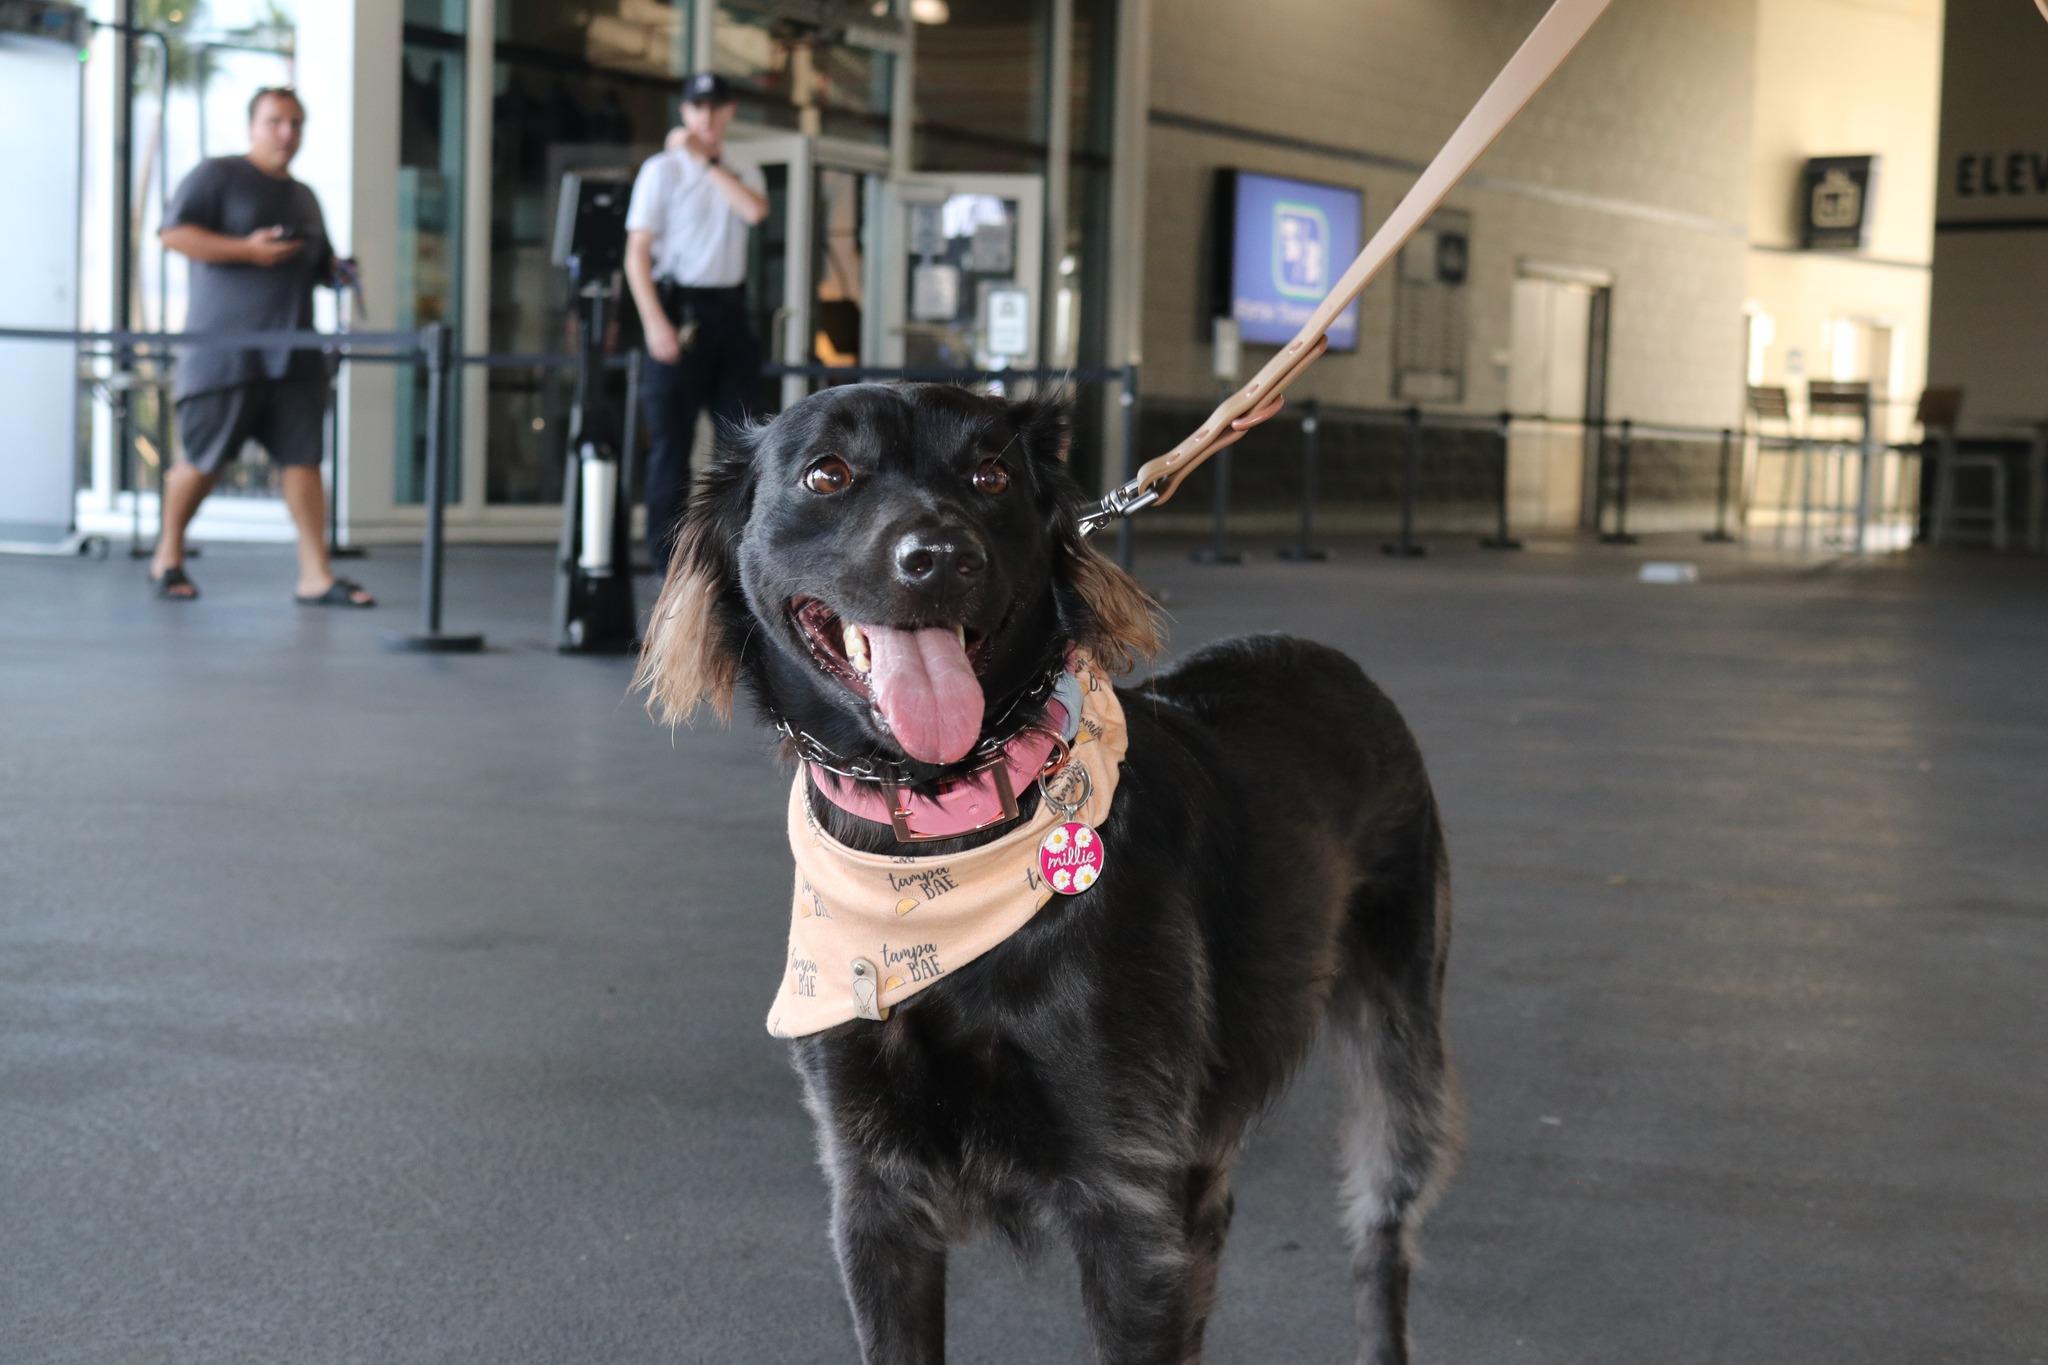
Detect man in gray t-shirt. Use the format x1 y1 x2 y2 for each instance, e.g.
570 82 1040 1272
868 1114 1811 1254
152 86 372 607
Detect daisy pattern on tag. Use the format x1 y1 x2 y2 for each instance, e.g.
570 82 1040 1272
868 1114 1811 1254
1045 827 1070 853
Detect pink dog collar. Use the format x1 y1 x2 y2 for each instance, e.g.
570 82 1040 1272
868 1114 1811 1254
806 699 1071 842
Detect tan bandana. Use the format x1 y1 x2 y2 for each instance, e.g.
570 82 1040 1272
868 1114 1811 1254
768 661 1129 1038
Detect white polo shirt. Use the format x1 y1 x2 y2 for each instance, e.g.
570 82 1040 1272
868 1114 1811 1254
624 147 766 288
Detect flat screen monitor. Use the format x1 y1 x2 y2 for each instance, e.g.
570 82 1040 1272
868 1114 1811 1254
1210 169 1363 353
551 171 632 277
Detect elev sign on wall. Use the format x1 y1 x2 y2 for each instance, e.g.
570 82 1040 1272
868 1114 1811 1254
1211 170 1363 353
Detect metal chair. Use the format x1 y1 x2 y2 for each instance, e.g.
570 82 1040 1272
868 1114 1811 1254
1806 381 1871 552
1923 388 2010 551
1748 385 1795 547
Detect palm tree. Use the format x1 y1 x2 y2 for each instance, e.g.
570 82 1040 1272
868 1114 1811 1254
130 0 211 332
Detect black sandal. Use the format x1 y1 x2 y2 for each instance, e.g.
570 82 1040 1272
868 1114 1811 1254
152 565 199 601
295 577 376 609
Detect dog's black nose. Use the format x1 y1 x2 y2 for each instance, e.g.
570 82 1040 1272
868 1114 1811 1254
894 531 985 586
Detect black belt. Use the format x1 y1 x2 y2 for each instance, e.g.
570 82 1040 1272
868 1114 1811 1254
658 283 743 301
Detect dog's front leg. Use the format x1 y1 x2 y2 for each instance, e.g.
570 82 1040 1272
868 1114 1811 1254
830 1172 948 1365
1065 1175 1199 1365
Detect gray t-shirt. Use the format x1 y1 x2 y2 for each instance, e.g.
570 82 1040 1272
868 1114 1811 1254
164 156 334 401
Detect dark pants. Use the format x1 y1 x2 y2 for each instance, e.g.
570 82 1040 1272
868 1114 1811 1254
642 284 759 565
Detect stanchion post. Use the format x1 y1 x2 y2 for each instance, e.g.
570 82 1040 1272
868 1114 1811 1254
327 296 365 560
1278 398 1327 562
2029 421 2047 554
152 376 171 551
623 347 646 573
1116 365 1139 573
1853 389 1875 555
1382 405 1427 558
1481 409 1522 550
115 376 143 557
1600 417 1640 545
385 322 485 653
1704 426 1737 543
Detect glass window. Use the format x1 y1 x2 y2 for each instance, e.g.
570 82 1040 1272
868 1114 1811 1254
498 0 690 80
90 0 300 501
712 5 895 147
396 35 466 504
485 61 675 504
911 0 1049 161
405 0 466 32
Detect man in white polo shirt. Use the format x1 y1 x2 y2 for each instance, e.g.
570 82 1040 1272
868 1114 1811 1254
623 72 770 564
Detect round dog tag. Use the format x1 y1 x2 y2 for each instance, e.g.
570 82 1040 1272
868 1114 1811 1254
1039 821 1106 895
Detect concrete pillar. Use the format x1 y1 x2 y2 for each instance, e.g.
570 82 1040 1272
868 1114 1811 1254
1928 0 2048 421
294 0 403 541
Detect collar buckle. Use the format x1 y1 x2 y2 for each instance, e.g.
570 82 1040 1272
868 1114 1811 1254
887 759 1019 843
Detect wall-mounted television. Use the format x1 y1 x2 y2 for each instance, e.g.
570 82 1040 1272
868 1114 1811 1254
1209 169 1364 353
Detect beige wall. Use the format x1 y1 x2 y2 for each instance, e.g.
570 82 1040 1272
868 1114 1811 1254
1138 0 1949 465
1744 0 1941 425
1928 0 2048 425
1142 0 1757 432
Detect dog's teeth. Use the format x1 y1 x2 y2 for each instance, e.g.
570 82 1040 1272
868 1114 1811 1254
842 623 871 675
953 624 967 649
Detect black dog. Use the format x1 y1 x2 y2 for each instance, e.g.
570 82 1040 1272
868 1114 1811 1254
638 384 1459 1364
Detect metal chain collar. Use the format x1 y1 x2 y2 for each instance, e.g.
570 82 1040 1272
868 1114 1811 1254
772 654 1071 788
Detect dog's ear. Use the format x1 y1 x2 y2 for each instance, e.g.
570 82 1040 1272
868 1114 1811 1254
1007 393 1165 675
1065 538 1164 676
635 430 757 726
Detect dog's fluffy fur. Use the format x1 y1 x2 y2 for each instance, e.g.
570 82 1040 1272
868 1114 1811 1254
639 385 1459 1365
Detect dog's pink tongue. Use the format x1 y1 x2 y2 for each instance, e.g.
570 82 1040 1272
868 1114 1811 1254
861 624 983 765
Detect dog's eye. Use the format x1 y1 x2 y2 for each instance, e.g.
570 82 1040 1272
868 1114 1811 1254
801 456 854 496
972 460 1011 496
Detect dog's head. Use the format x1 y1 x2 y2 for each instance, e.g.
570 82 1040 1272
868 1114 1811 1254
636 384 1160 772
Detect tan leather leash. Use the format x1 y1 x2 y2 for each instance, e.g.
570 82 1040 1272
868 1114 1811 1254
1079 0 1616 537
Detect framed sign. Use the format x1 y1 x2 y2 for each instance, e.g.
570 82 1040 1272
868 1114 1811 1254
1800 156 1877 251
984 286 1030 358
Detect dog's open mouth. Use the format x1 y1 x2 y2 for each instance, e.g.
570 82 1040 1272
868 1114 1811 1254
791 597 993 765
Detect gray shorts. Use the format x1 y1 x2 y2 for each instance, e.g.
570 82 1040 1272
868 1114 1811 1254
175 381 327 475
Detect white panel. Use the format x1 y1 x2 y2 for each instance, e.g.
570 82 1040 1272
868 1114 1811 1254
1506 278 1550 414
0 36 84 541
1545 284 1592 420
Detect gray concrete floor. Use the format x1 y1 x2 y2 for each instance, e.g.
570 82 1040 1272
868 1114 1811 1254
2 532 2044 1365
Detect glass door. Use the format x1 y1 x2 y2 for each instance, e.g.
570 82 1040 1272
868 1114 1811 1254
881 174 1045 375
731 131 890 412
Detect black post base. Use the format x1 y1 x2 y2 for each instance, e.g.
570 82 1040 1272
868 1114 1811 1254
382 631 486 653
1479 535 1524 551
1701 531 1738 544
1599 532 1641 546
1277 545 1329 562
1190 546 1243 565
1381 542 1428 558
330 545 369 560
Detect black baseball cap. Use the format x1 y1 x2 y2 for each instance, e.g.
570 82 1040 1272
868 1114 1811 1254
681 72 736 106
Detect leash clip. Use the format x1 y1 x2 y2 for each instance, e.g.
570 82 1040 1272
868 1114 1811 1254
1076 481 1160 538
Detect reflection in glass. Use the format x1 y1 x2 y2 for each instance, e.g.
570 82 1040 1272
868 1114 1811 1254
396 39 465 504
486 61 672 503
713 4 893 146
903 193 1020 370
